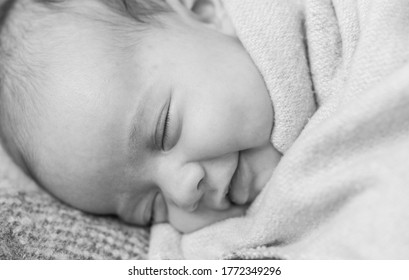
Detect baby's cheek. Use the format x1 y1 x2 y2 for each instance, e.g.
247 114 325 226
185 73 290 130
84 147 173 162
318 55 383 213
167 204 246 233
237 110 273 149
182 114 241 158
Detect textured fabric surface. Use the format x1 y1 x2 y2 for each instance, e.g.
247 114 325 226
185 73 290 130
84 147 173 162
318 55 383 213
149 223 183 260
222 246 286 260
0 145 149 260
150 0 409 259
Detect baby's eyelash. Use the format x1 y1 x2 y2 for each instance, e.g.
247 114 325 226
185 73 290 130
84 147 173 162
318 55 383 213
148 192 159 226
149 205 155 226
162 106 171 150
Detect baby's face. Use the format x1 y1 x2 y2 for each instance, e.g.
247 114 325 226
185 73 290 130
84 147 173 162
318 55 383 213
30 10 281 233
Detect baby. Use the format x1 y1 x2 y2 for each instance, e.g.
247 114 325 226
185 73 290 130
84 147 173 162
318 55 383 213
0 0 282 233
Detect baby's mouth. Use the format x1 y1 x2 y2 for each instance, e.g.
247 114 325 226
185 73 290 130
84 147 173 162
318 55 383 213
226 153 251 206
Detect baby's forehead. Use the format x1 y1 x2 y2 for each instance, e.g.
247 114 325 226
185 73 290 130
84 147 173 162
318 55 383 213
2 0 173 76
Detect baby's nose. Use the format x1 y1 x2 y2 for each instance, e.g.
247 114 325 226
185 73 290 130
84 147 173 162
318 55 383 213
162 162 205 212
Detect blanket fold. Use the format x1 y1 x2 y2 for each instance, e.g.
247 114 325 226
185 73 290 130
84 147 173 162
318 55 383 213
149 0 409 259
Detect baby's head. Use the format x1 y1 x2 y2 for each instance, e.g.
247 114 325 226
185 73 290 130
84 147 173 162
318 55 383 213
0 0 281 233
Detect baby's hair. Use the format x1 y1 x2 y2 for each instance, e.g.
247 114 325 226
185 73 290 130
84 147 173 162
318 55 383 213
0 0 171 173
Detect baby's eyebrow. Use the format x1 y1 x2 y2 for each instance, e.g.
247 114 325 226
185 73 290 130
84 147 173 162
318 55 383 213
128 101 145 158
101 0 165 24
0 0 17 28
127 85 153 164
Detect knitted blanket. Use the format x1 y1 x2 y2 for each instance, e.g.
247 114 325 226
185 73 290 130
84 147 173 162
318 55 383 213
0 144 150 259
149 0 409 259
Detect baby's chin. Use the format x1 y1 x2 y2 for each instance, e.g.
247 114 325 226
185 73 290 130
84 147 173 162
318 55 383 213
170 203 249 234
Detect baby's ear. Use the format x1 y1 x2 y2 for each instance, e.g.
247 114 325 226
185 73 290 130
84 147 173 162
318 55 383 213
165 0 236 36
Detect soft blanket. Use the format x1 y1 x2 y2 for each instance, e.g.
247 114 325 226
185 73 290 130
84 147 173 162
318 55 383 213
149 0 409 259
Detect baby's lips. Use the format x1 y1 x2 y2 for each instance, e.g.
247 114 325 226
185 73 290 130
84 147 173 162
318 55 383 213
230 185 249 205
229 161 250 205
